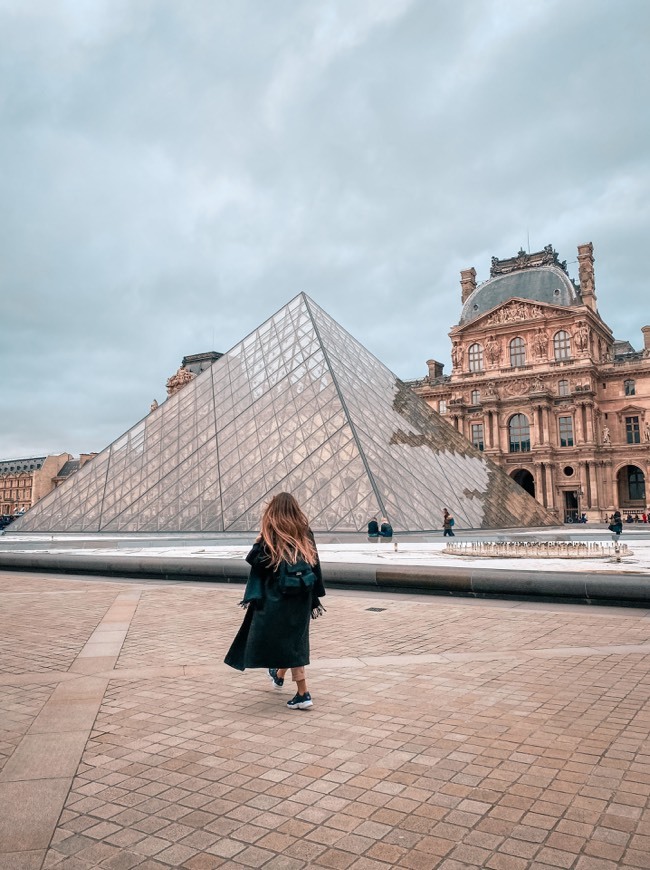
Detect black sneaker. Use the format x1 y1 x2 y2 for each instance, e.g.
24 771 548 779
268 668 284 689
287 692 313 710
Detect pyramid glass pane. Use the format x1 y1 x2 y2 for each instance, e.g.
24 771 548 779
13 294 554 533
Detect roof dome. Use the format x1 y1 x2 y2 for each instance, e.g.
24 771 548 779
460 264 580 324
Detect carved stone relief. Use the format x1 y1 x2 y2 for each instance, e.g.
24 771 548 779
504 378 530 397
529 377 545 393
485 301 545 326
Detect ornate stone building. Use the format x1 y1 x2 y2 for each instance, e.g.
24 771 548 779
411 243 650 522
0 453 96 516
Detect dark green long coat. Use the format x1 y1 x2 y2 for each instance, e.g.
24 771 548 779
224 537 325 672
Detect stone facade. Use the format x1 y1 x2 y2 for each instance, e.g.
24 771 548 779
0 453 96 516
411 243 650 522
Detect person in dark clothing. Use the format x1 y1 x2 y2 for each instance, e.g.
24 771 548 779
608 510 623 535
367 516 380 542
379 517 393 542
224 492 325 710
443 509 455 537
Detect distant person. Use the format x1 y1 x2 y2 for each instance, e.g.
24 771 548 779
626 514 634 524
443 509 455 537
579 513 587 524
224 493 326 710
379 517 393 542
608 510 623 536
367 516 379 542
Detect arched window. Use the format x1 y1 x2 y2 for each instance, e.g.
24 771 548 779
509 337 526 367
558 379 569 397
468 343 484 372
509 414 531 453
624 379 636 396
628 467 646 501
470 389 480 405
553 330 571 360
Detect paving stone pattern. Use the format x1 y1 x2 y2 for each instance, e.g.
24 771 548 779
1 569 650 869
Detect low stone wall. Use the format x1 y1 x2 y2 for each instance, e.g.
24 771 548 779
0 551 649 606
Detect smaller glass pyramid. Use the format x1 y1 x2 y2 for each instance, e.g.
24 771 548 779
14 294 554 532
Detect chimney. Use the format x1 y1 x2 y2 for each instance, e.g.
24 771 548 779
642 326 650 352
427 359 444 380
577 242 597 310
460 267 477 304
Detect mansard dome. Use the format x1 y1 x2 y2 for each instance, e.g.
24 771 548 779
460 263 580 325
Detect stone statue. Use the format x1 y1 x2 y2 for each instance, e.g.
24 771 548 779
532 328 547 359
602 426 611 445
485 335 501 365
166 366 196 397
574 322 590 353
485 381 497 398
150 399 159 413
451 341 462 369
645 420 650 442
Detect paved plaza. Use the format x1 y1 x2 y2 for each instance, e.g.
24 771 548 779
1 569 650 869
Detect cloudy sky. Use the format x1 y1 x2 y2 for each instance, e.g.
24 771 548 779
2 0 649 459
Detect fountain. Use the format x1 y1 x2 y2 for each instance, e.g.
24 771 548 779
443 541 631 559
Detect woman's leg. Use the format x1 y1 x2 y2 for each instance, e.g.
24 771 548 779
291 667 308 695
277 666 308 694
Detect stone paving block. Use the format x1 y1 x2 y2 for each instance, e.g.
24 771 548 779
0 730 89 781
69 656 119 674
0 778 71 851
0 851 46 870
27 699 102 734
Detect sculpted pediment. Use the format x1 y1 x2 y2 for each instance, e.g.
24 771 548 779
454 298 569 333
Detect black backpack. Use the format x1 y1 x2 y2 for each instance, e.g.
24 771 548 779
278 559 317 596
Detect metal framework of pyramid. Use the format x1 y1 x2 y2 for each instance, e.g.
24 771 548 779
14 294 553 533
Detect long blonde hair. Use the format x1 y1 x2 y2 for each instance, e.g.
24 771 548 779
260 492 317 569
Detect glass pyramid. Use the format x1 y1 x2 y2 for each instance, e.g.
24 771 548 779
14 294 553 532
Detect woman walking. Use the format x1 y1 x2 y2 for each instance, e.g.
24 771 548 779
224 492 325 709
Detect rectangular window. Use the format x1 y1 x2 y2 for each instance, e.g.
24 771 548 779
558 416 574 447
471 423 484 451
438 400 447 415
626 416 640 444
470 390 480 405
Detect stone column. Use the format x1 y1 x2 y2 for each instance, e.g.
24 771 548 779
578 461 589 511
545 464 556 511
588 462 598 510
542 405 553 444
574 407 583 444
584 403 594 443
532 405 542 447
602 461 615 510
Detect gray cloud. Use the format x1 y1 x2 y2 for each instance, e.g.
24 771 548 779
1 0 649 457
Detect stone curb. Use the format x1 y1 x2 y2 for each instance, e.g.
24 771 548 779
0 551 649 605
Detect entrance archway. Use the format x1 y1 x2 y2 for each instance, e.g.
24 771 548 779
617 465 646 508
511 468 535 498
